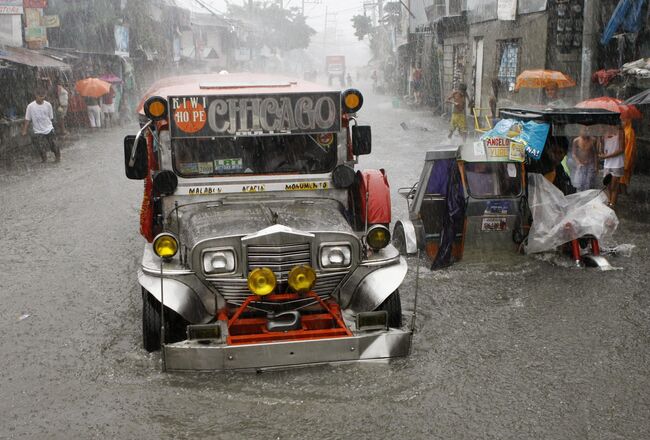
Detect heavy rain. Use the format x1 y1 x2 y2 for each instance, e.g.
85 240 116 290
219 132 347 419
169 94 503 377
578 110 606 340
1 0 650 438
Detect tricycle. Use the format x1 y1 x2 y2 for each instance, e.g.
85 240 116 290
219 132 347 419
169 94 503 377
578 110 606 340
393 106 621 270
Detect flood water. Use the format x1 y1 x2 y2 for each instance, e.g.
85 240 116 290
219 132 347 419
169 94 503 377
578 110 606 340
1 88 649 439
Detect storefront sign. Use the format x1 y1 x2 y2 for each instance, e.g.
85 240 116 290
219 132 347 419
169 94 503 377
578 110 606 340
43 14 59 28
114 24 129 57
24 7 40 26
24 25 46 42
0 0 22 14
497 0 517 20
169 93 341 138
23 0 47 7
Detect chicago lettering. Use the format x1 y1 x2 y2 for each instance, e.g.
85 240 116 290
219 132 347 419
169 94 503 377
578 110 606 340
206 96 337 135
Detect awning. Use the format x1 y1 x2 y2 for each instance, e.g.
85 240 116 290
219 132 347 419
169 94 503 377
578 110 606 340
0 46 71 69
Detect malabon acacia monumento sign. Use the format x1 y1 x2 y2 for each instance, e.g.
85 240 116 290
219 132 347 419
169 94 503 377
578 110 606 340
168 93 341 138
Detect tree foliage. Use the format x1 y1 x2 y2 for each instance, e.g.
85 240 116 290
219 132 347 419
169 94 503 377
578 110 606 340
226 3 316 51
351 14 372 41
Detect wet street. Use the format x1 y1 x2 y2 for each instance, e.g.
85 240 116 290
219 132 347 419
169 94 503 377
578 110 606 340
1 89 650 439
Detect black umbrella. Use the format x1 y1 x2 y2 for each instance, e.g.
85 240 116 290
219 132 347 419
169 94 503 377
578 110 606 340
623 88 650 105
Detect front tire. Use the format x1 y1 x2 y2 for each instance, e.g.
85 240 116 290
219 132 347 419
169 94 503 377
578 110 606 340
142 288 189 352
376 290 402 328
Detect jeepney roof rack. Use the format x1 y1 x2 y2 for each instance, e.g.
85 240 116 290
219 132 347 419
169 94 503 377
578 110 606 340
200 80 297 89
499 107 621 126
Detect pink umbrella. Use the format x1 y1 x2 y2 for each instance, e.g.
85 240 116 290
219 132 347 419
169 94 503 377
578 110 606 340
99 73 122 83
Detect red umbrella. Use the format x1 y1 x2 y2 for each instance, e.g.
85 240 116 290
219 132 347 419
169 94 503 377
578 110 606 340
576 96 642 120
75 77 111 98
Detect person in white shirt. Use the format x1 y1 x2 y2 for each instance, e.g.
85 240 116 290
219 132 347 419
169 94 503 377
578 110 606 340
21 89 60 163
56 82 69 135
599 123 625 207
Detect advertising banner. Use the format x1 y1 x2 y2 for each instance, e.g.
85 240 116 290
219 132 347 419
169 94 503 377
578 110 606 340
114 24 129 57
43 14 59 28
0 0 22 14
23 0 47 7
24 25 46 42
24 7 40 26
168 93 341 138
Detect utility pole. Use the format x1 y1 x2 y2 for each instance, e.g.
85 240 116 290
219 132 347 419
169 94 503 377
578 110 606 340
580 0 598 101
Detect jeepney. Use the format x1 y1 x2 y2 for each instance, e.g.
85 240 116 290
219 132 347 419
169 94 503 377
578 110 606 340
123 73 411 371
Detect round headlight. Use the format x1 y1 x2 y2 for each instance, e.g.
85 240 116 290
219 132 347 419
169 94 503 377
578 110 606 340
288 265 316 293
342 89 363 113
366 225 391 251
144 96 168 120
247 267 276 296
153 233 178 259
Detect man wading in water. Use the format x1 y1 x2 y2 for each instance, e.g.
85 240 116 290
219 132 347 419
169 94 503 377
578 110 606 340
21 89 60 163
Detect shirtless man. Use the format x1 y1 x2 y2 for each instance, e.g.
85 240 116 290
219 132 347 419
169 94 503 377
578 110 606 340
571 127 598 191
446 83 468 141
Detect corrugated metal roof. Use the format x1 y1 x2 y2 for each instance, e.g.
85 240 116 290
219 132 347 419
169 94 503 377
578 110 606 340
0 46 71 69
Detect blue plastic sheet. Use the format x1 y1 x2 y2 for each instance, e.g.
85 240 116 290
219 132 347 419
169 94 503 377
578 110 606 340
601 0 646 45
513 121 550 160
481 119 550 160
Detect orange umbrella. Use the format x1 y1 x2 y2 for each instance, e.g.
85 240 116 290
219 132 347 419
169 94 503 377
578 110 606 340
576 96 642 120
514 69 576 91
75 78 111 98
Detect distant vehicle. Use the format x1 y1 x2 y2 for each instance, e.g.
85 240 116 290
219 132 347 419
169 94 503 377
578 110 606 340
326 55 346 87
123 73 411 372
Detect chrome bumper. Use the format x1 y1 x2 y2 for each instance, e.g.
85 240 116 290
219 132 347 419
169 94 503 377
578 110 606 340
163 329 412 372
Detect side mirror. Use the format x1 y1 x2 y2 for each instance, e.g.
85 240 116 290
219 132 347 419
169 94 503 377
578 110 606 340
124 135 148 180
352 125 372 156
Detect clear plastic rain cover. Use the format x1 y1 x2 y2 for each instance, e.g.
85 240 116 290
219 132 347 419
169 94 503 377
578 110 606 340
525 173 619 254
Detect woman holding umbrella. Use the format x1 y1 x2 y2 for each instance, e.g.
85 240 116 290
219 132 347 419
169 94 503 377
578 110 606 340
75 77 111 128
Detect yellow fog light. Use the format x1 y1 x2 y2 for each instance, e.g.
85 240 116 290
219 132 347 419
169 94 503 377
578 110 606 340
153 233 178 259
366 225 391 251
342 89 363 113
288 265 316 293
144 96 168 120
247 267 277 296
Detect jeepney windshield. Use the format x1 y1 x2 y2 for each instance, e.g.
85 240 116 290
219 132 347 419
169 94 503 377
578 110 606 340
464 162 522 199
172 133 337 177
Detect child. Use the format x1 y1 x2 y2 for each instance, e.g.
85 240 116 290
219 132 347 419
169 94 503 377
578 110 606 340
571 127 598 191
446 83 468 141
599 123 625 207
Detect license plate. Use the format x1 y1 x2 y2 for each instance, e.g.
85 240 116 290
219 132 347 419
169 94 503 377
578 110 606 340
481 217 507 231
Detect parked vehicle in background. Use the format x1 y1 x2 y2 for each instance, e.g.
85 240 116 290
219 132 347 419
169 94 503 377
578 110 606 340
326 55 346 87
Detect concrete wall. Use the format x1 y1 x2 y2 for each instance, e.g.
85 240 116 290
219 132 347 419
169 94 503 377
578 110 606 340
468 12 549 110
0 14 23 47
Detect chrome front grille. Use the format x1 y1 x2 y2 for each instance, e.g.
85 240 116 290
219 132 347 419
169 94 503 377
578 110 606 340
247 243 311 281
209 271 347 306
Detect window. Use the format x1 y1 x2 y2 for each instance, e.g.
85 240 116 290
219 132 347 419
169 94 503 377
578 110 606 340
496 40 520 92
464 162 522 198
172 134 338 177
